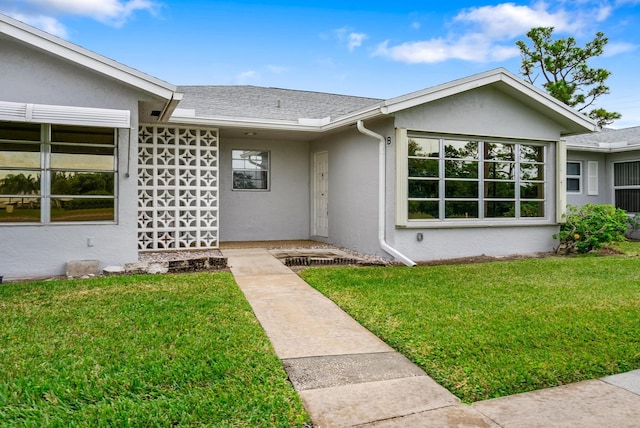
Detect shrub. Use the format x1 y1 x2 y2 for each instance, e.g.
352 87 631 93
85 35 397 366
555 204 628 254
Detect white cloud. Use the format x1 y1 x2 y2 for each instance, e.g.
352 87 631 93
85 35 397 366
374 1 623 64
7 13 69 37
333 27 368 51
236 70 260 84
603 41 638 56
347 32 367 51
0 0 159 39
266 65 289 74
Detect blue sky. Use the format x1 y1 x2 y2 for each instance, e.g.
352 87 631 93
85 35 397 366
3 0 640 127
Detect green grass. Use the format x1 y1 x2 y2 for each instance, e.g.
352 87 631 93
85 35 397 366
301 254 640 403
0 273 309 427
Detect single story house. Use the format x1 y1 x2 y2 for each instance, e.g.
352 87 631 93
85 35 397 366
1 13 600 279
565 126 640 219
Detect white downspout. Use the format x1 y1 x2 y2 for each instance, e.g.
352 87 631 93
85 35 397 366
357 120 416 267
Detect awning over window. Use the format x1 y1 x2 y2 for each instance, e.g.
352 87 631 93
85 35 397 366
0 100 130 128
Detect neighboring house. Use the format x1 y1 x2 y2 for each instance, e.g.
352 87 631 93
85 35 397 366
1 14 598 279
565 126 640 213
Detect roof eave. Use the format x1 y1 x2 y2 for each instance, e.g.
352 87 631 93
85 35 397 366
0 13 177 101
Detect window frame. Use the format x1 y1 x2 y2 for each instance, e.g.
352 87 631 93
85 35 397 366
0 121 118 224
613 159 640 213
231 149 270 191
566 161 582 194
397 129 551 227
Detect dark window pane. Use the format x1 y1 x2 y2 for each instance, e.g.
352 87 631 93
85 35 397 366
567 162 581 176
520 163 544 181
51 172 115 196
0 122 41 141
485 162 516 180
51 125 114 145
614 162 640 186
485 181 515 198
445 201 478 218
409 179 438 198
615 189 640 212
444 140 478 159
51 198 114 222
408 201 439 219
521 182 545 199
520 145 544 162
567 178 580 192
233 171 268 190
0 197 40 222
445 160 478 178
485 201 515 218
485 143 515 161
521 201 545 217
0 171 41 195
408 138 439 157
409 158 439 178
445 180 478 198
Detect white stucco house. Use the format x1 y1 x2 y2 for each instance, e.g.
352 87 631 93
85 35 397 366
1 13 602 279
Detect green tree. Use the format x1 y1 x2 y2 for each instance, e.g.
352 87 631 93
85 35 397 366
516 27 621 127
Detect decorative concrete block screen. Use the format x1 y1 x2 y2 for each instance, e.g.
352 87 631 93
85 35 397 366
138 125 219 250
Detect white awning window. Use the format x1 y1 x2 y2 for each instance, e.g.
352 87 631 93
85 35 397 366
0 101 130 128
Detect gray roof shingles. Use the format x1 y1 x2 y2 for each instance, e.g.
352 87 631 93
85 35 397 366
567 126 640 149
176 85 383 122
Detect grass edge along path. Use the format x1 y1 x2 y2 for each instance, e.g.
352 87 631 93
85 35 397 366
0 273 310 427
301 255 640 403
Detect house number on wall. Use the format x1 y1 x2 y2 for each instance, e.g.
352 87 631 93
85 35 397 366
386 136 392 146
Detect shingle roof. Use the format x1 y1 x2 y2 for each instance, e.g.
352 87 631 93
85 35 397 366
566 126 640 151
176 85 383 121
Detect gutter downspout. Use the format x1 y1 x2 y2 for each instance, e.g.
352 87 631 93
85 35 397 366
357 120 416 267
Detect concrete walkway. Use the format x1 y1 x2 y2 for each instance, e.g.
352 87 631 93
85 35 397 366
222 248 640 427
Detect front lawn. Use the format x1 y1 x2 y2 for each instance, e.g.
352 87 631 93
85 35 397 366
0 273 309 427
301 254 640 403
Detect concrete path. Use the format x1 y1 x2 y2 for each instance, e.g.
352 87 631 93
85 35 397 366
222 248 640 427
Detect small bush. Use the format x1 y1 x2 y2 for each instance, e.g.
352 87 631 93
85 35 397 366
555 204 628 254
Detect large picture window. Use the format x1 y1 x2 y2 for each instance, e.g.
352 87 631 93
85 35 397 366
404 133 546 223
0 121 116 223
614 161 640 213
232 150 269 190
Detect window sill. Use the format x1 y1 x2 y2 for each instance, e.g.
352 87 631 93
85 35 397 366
397 219 556 229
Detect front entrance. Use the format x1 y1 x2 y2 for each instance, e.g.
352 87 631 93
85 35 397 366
313 151 329 237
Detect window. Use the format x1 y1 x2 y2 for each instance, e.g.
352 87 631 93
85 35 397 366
0 121 116 223
404 133 546 223
614 161 640 212
232 150 269 190
566 161 582 193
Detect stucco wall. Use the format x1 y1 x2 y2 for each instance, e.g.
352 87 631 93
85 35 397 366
566 151 610 206
1 36 153 279
395 86 564 141
218 138 310 241
309 123 384 255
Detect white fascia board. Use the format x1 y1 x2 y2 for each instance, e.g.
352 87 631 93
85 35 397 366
169 114 325 132
0 14 176 100
170 104 384 132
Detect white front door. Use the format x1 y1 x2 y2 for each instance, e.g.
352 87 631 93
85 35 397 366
313 151 329 237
